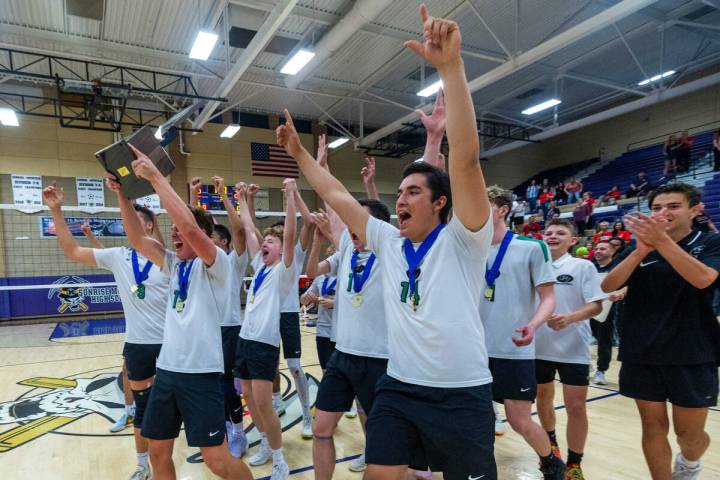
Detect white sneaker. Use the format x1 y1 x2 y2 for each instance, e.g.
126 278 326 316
593 370 607 385
273 396 286 417
110 412 133 433
301 414 313 439
494 419 505 436
271 459 290 480
672 453 702 479
349 453 367 472
128 464 151 480
345 404 358 418
248 441 272 466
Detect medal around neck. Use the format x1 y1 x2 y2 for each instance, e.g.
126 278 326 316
352 294 363 307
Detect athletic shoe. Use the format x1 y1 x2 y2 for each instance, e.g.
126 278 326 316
563 463 585 480
248 440 272 466
348 453 367 472
672 453 702 479
412 468 432 479
540 454 566 480
495 418 505 436
128 464 151 480
271 460 290 480
273 396 286 417
110 413 133 433
226 422 247 458
345 404 358 418
593 370 607 385
301 414 313 439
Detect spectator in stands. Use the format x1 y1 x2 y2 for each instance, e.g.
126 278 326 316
538 187 554 218
693 202 718 233
522 215 542 239
545 201 560 221
676 130 693 173
663 135 678 179
636 171 651 196
608 236 625 254
554 181 568 205
713 129 720 171
510 198 527 230
592 221 613 244
625 183 640 198
611 221 632 243
526 179 539 213
600 185 622 205
564 177 583 204
541 178 550 190
573 198 592 235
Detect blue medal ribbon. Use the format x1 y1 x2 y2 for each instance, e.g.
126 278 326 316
403 223 446 300
177 258 194 302
321 276 337 296
350 251 375 293
131 249 153 287
485 230 514 287
252 265 273 296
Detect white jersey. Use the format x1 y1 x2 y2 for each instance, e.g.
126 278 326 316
480 235 554 359
366 215 494 388
220 250 249 327
241 252 295 347
280 242 306 313
305 274 337 338
326 230 388 358
94 247 169 344
535 253 607 365
157 247 229 373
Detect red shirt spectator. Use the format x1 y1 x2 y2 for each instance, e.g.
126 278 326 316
522 217 542 238
592 221 613 244
611 221 632 242
538 189 554 206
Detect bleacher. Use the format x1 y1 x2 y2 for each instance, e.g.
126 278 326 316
700 173 720 226
513 158 599 198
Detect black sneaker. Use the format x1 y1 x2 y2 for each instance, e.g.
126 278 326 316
540 454 566 480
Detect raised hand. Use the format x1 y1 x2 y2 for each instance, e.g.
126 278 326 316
404 4 462 69
104 172 122 193
624 212 667 249
190 176 202 191
247 183 260 197
81 222 93 237
211 175 226 195
361 157 376 185
42 182 64 211
234 182 247 201
417 88 446 137
128 143 161 182
313 210 332 240
282 177 297 194
317 134 329 168
276 110 304 158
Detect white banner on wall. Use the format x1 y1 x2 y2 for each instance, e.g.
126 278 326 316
11 175 43 207
135 194 161 211
75 177 105 208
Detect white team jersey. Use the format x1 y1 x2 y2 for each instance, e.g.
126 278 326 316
326 230 388 358
94 247 169 344
280 242 306 313
305 274 337 338
241 251 295 347
220 250 249 327
157 247 229 373
480 235 554 359
535 253 607 365
366 215 494 388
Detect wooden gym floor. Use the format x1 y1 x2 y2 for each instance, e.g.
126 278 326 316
0 320 718 479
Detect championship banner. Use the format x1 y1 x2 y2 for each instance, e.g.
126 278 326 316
75 178 105 208
11 175 43 207
39 216 126 238
135 194 161 210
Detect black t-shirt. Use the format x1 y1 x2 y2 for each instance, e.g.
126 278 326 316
616 230 720 366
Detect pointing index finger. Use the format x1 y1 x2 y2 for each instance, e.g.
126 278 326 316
419 3 429 23
283 109 294 127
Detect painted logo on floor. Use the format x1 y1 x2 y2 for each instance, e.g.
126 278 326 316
0 369 318 455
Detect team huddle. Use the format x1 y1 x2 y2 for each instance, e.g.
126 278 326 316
40 5 719 480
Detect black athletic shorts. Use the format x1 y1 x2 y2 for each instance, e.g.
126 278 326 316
489 357 536 402
316 351 387 414
280 312 302 359
122 342 162 381
365 374 497 480
141 368 225 447
535 359 589 386
221 325 241 376
619 362 719 408
316 336 336 370
233 338 280 381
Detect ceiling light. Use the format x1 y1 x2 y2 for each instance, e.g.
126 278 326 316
280 49 315 75
638 70 676 86
0 108 19 126
417 80 443 97
189 31 218 60
328 137 349 149
154 127 163 140
220 124 241 138
522 98 562 115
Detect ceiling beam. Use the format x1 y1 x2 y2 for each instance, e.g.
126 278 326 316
561 72 648 96
359 0 659 147
192 0 299 129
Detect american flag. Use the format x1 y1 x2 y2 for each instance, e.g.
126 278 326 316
250 142 299 178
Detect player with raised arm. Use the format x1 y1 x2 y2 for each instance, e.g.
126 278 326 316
277 4 496 478
416 88 447 170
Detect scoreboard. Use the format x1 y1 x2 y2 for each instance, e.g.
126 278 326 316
195 184 240 212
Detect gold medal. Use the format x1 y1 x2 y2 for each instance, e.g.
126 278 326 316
410 293 419 311
484 285 495 301
352 294 363 307
175 299 185 313
248 293 255 304
130 284 138 294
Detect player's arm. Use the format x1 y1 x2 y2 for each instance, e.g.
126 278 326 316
277 110 370 244
306 225 331 278
548 301 603 331
245 184 264 246
129 144 216 267
81 222 105 249
282 178 297 268
295 188 314 251
213 176 247 255
513 282 555 346
42 182 97 267
405 5 488 231
235 183 260 259
417 89 446 171
361 157 380 200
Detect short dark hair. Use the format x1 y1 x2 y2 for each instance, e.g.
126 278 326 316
189 205 214 237
272 220 285 228
647 183 701 208
545 218 577 236
402 162 451 223
213 224 231 245
133 204 155 224
358 198 391 223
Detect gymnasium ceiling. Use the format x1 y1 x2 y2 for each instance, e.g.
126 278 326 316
1 0 720 155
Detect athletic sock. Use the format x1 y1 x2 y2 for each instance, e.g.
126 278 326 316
137 452 149 468
126 403 135 416
271 447 284 463
547 430 558 446
232 421 244 435
567 450 583 465
272 392 282 404
679 453 700 469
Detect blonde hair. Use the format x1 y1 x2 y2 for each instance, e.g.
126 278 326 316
262 226 284 241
